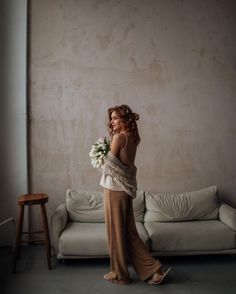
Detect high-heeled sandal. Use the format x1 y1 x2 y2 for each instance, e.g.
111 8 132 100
148 266 171 285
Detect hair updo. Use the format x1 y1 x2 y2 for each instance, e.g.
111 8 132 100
107 104 141 145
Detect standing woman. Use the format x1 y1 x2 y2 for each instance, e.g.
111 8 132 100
100 104 171 285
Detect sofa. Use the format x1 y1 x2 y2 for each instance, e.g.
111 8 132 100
51 186 236 259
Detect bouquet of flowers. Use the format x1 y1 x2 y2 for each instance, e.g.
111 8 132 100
89 137 110 169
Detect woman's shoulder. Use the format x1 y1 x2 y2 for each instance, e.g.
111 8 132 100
111 132 127 148
112 132 125 141
113 132 128 140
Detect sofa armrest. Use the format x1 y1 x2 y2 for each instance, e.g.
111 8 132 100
219 203 236 231
50 203 68 256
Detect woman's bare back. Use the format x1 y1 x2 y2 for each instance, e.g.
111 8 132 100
118 132 137 166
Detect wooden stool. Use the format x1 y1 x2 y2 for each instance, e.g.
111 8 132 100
13 193 52 272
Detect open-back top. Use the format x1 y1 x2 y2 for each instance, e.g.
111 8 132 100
100 133 137 198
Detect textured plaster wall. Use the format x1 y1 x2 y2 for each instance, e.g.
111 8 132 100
30 0 236 227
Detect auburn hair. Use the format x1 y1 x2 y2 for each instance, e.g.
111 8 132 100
107 104 141 145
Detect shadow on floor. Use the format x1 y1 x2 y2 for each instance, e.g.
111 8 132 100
1 245 236 294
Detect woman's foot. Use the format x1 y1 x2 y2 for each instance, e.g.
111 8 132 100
148 266 171 285
104 273 131 285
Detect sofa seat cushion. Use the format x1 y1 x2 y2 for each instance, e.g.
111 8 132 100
66 189 145 223
144 220 236 252
59 222 149 256
144 186 219 222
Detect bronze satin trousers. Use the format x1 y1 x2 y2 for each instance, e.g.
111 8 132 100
104 188 162 281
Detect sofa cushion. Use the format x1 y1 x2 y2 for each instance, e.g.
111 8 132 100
66 190 104 222
219 204 236 231
135 222 150 248
133 190 145 222
59 222 108 256
66 189 145 222
144 186 219 222
144 220 236 252
59 222 150 256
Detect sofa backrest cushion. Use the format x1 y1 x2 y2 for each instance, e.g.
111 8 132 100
66 190 104 222
144 186 219 222
133 190 145 222
66 189 145 222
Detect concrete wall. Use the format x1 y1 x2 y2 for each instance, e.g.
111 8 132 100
0 0 28 245
30 0 236 227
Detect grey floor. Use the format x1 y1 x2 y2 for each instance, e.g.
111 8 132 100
1 245 236 294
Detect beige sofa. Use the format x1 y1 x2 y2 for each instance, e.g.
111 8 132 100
51 186 236 259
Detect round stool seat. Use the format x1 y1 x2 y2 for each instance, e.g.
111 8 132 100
18 193 48 206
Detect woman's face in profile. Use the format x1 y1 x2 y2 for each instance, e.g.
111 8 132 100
111 111 123 133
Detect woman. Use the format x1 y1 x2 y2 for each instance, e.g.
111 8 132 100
100 104 171 285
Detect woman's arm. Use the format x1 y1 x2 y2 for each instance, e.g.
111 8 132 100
110 133 126 157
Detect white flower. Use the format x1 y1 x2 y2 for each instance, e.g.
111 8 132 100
89 137 110 169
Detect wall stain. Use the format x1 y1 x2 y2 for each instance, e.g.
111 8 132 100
97 33 113 50
199 48 206 57
123 22 135 40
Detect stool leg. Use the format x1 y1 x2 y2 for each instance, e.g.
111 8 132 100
13 205 24 273
40 203 52 270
